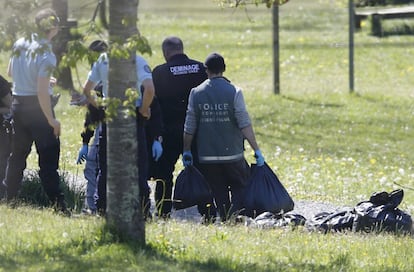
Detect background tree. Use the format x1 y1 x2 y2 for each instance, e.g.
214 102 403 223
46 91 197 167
216 0 290 94
52 0 77 92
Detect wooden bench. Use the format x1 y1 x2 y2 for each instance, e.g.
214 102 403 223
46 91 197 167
354 6 414 36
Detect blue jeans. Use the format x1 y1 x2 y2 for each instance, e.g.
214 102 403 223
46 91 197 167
84 126 100 211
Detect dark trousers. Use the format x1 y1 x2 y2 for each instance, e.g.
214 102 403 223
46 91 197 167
154 127 182 216
154 126 215 218
96 123 107 213
198 159 250 221
0 118 12 183
3 96 63 202
94 114 150 217
0 118 12 198
136 114 150 216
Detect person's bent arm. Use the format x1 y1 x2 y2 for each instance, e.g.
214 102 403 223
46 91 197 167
139 78 155 119
38 76 60 137
83 80 98 108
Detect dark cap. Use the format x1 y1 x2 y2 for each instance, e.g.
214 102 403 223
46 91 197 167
204 52 226 73
89 40 108 53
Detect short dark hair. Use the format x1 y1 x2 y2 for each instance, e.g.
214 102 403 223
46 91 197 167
35 8 60 33
204 52 226 74
161 36 184 54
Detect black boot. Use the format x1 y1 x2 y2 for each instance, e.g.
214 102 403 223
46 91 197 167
0 181 6 201
55 195 71 217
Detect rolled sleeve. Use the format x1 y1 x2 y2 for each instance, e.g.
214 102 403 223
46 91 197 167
234 88 251 129
183 89 197 135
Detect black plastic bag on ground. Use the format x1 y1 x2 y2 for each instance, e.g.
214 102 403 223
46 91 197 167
254 212 306 228
243 162 294 218
305 208 356 233
173 165 213 210
352 189 413 234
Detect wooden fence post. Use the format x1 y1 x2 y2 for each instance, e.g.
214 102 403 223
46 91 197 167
371 13 383 37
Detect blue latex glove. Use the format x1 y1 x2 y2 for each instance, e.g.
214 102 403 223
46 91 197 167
76 144 88 164
182 151 193 167
152 140 163 161
254 149 265 167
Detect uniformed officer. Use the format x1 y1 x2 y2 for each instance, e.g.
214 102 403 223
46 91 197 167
76 82 105 214
81 45 158 218
2 8 69 214
152 36 216 220
134 55 161 219
183 52 265 222
76 41 107 215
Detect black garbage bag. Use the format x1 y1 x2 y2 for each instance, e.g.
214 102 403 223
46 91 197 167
173 165 213 210
254 211 306 228
305 208 357 233
243 162 294 218
352 189 413 234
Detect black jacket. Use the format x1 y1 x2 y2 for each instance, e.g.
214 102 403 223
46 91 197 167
152 54 207 129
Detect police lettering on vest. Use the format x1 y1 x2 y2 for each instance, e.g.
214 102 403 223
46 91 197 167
198 103 230 123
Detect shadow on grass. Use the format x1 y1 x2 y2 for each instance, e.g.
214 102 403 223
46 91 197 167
351 92 409 110
0 216 409 272
17 170 85 213
281 95 344 108
0 238 382 272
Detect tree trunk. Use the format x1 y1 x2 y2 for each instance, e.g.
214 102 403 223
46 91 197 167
52 0 75 91
272 4 280 95
106 0 144 243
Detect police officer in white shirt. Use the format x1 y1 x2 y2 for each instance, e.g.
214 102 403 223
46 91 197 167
81 45 157 218
2 8 69 215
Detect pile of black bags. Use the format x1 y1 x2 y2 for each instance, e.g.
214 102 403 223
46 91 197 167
243 189 412 236
172 161 413 235
173 162 294 217
304 189 412 234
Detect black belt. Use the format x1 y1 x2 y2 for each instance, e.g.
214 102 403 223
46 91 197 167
13 95 38 103
12 95 55 105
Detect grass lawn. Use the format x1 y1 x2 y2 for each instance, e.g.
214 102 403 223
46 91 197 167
0 0 413 271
